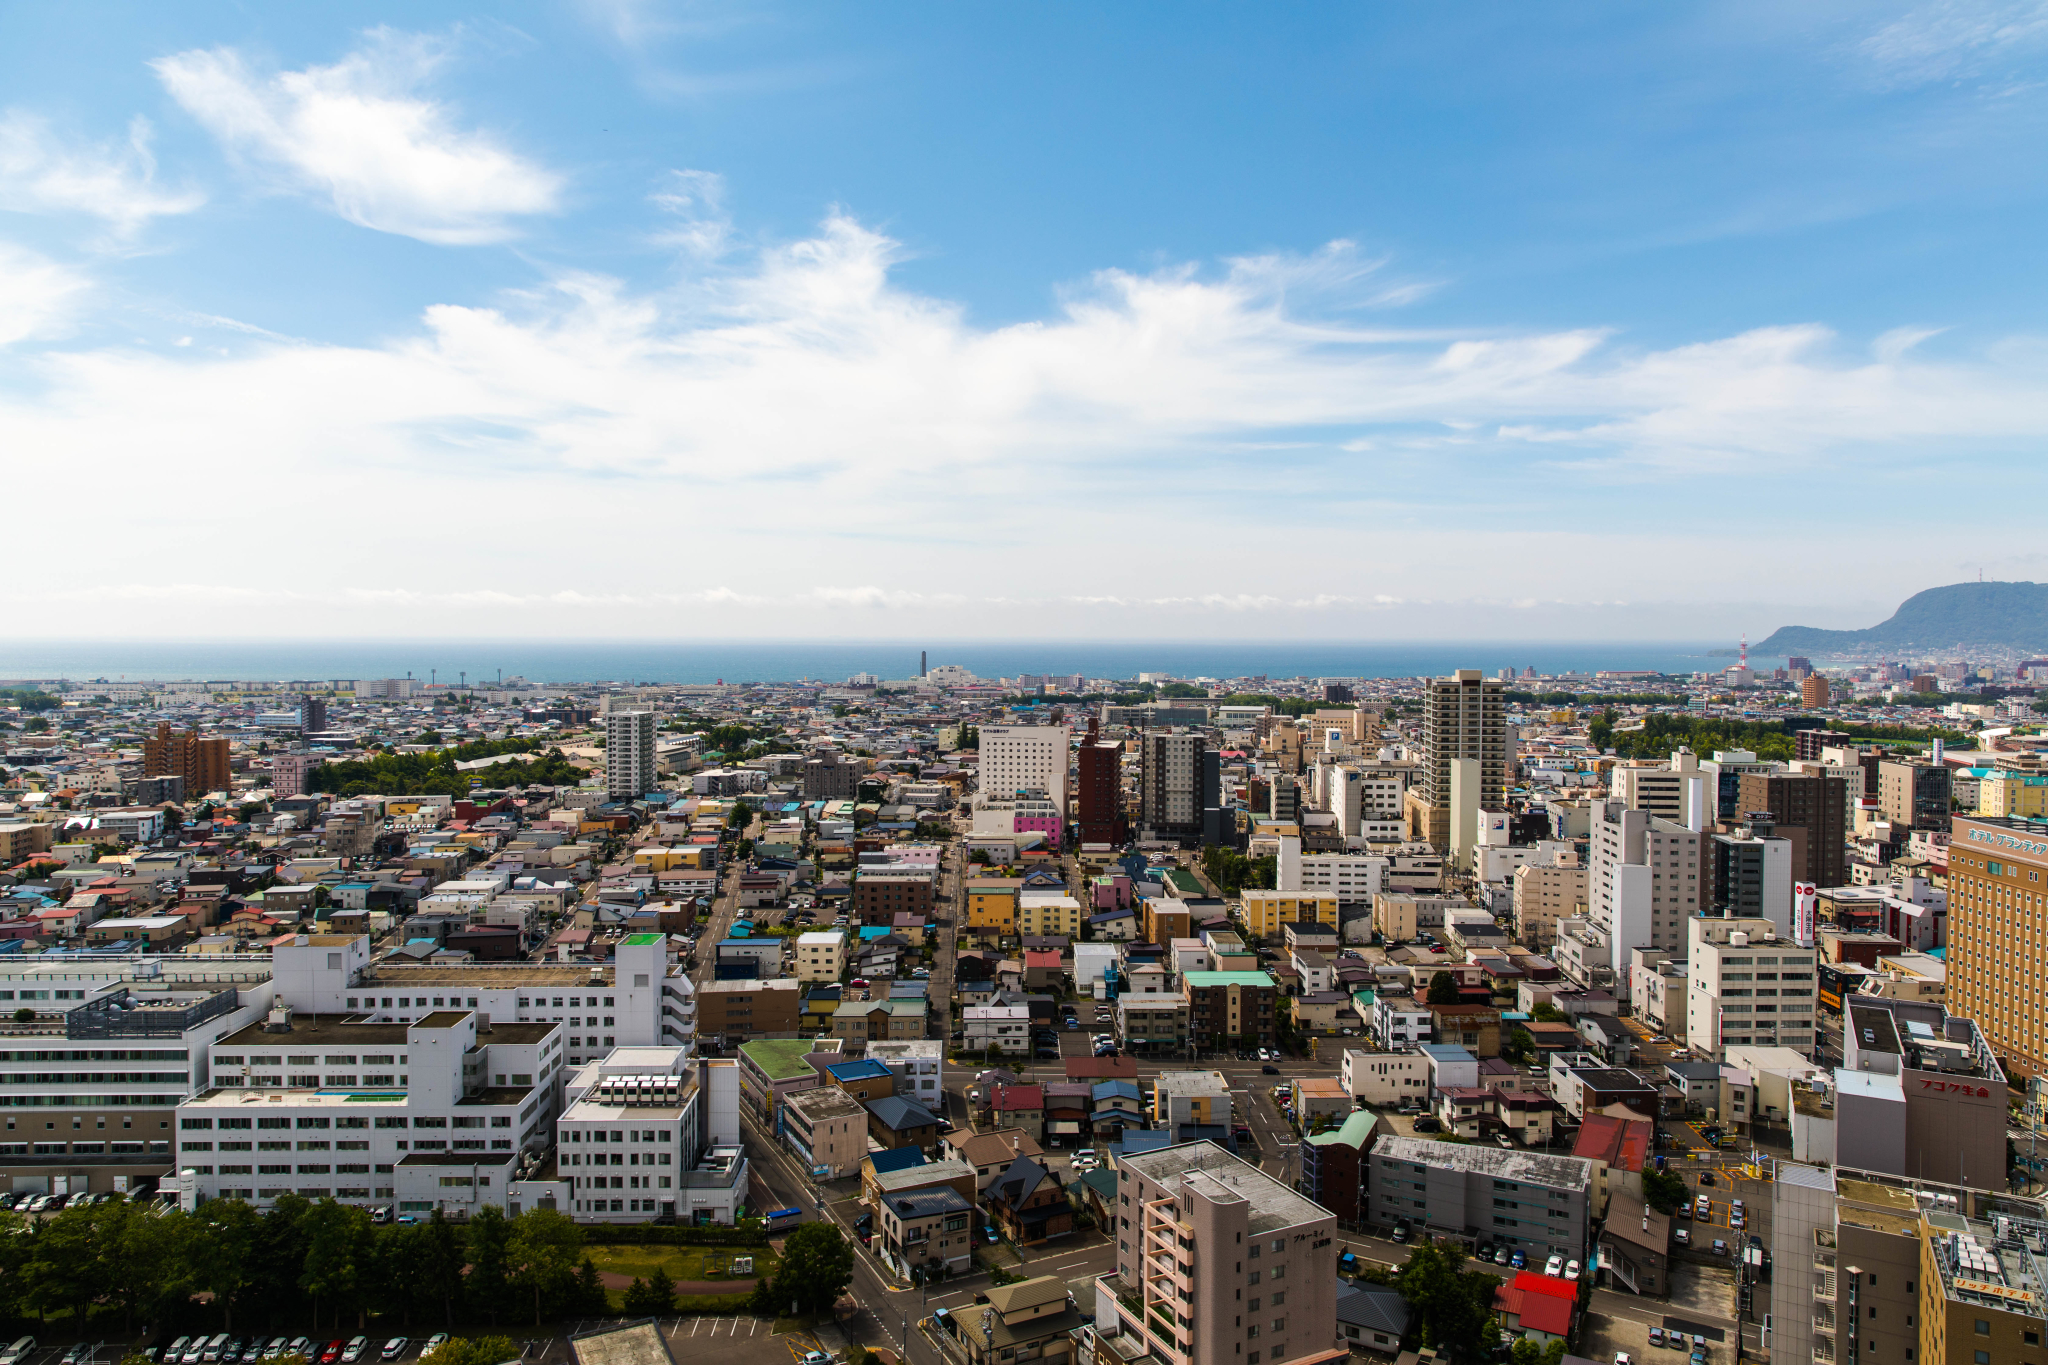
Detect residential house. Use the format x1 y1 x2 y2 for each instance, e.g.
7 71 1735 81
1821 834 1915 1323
989 1083 1046 1141
951 1274 1083 1365
867 1095 942 1152
983 1155 1073 1245
877 1186 976 1281
942 1128 1045 1193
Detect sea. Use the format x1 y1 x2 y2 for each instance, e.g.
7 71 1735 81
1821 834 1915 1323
0 639 1763 687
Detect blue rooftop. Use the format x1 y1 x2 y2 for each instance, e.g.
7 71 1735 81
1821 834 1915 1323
826 1059 894 1083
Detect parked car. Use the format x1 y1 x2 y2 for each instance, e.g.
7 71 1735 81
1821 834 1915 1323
1648 1328 1665 1347
1711 1239 1729 1256
287 1341 313 1361
1543 1254 1564 1277
1674 1227 1690 1246
1563 1259 1581 1281
1390 1223 1408 1243
1510 1249 1526 1268
421 1338 448 1361
1412 1117 1442 1133
1493 1246 1511 1265
381 1342 408 1362
61 1346 92 1365
319 1342 347 1365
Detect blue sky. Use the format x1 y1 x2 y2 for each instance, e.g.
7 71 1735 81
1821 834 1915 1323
4 1 2048 641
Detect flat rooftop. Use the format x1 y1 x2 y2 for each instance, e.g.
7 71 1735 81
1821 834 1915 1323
1119 1140 1333 1236
1373 1134 1594 1191
364 963 618 985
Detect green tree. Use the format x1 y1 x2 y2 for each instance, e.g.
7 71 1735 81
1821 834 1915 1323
1395 1239 1496 1360
301 1198 377 1330
464 1204 514 1326
507 1207 583 1327
419 1337 521 1365
1426 971 1460 1005
759 1221 854 1316
621 1266 675 1315
1530 1001 1566 1023
1588 707 1617 751
419 1208 467 1328
1501 1026 1535 1065
24 1204 99 1322
190 1197 261 1329
572 1257 610 1315
1643 1167 1689 1216
99 1200 191 1329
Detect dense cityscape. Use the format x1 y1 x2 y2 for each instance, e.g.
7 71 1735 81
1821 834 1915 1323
0 642 2042 1365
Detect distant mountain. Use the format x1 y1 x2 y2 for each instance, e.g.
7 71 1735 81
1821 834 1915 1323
1757 581 2048 657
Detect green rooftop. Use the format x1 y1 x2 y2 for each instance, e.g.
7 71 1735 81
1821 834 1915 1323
739 1038 819 1080
1180 971 1278 988
1163 869 1204 896
623 933 664 946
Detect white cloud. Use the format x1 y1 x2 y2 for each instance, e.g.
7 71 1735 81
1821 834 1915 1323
650 169 730 258
3 212 2048 635
1857 0 2048 87
0 244 88 344
0 112 205 241
153 30 561 245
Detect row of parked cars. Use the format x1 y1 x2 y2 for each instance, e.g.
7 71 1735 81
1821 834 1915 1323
156 1334 450 1365
0 1189 155 1215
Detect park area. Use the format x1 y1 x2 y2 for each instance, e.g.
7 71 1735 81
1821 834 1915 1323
585 1242 778 1301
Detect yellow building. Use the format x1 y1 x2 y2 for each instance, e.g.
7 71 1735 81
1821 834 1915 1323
1237 890 1340 940
631 846 686 871
966 880 1019 938
1977 772 2048 818
1017 894 1082 939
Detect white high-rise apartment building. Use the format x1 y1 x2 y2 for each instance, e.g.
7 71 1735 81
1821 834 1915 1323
977 724 1070 807
604 710 657 800
1588 798 1703 986
1610 748 1712 830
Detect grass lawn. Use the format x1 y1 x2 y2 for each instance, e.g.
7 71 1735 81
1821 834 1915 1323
586 1243 779 1285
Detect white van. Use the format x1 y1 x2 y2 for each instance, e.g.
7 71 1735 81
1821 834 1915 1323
1 1336 39 1365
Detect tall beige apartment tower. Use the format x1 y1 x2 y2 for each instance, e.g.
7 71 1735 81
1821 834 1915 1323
1406 669 1506 848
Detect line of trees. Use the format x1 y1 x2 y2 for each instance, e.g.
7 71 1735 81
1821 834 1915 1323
308 738 584 798
0 1198 608 1336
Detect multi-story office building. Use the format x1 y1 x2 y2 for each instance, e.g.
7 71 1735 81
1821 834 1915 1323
1799 674 1833 708
695 979 800 1042
1685 914 1818 1056
555 1048 745 1223
298 694 328 734
272 932 693 1065
1115 996 1190 1055
852 866 935 926
1772 1167 2048 1365
1610 750 1711 828
175 1005 565 1212
1512 853 1586 951
1700 749 1782 822
1077 733 1127 845
803 753 862 799
1946 815 2048 1077
1236 891 1339 941
1276 849 1387 903
864 1039 945 1110
781 1085 867 1179
1736 772 1849 889
1095 1141 1337 1365
143 723 230 797
1708 832 1793 933
1587 799 1704 985
0 979 276 1200
1836 995 2007 1189
603 710 657 800
1182 972 1278 1050
979 725 1071 810
1139 733 1217 844
1364 1136 1591 1263
1881 761 1955 831
794 931 847 982
1324 763 1411 837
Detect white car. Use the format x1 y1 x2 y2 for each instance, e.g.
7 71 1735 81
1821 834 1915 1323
1563 1259 1581 1281
1544 1254 1564 1277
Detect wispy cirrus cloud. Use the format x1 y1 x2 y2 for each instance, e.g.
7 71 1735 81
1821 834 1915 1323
1856 0 2048 88
0 244 89 345
153 29 562 245
0 112 205 243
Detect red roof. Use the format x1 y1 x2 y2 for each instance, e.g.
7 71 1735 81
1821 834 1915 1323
1512 1271 1578 1300
1572 1112 1652 1173
1064 1056 1138 1080
992 1084 1045 1110
1023 949 1063 968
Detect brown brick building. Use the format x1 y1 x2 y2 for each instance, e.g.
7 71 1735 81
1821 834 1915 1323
1182 971 1277 1049
1737 772 1848 888
143 723 230 798
696 978 800 1043
852 868 934 927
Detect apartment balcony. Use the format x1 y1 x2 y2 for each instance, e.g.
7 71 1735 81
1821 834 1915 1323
1811 1336 1834 1365
1813 1304 1834 1333
1814 1271 1835 1302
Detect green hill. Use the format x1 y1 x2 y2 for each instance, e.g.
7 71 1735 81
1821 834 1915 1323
1756 581 2048 656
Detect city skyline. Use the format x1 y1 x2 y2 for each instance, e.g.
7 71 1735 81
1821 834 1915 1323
4 3 2047 639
